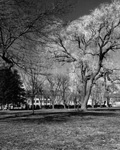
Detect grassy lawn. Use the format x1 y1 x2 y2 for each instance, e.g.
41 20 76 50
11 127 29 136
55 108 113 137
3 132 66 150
0 110 120 150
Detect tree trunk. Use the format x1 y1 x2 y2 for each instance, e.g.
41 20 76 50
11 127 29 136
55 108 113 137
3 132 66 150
106 97 110 107
51 97 55 109
31 96 35 114
92 98 94 108
81 98 88 110
39 95 42 109
74 97 77 109
81 81 93 111
62 93 66 109
63 101 66 109
52 102 54 109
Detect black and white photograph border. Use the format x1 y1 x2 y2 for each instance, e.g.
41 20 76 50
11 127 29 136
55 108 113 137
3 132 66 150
0 0 120 149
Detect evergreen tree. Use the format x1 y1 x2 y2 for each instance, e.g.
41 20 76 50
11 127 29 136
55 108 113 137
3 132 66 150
0 67 26 106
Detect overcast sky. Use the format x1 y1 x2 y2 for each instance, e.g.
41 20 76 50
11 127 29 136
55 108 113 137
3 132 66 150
64 0 112 21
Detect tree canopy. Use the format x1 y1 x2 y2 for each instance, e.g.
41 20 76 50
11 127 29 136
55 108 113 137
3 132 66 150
0 0 76 69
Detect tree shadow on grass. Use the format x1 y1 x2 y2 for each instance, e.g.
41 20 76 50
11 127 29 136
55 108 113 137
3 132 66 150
0 110 119 124
70 110 118 116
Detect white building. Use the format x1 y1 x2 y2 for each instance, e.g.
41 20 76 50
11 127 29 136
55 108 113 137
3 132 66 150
26 97 51 109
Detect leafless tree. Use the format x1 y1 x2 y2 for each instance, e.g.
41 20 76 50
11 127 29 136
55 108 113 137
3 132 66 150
56 74 70 108
0 0 76 69
49 1 120 110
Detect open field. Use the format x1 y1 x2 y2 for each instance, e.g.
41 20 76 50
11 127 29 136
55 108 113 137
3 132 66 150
0 109 120 150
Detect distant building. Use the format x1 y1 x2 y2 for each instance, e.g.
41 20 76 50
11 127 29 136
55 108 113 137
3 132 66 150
109 93 120 107
26 97 51 109
104 92 120 107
